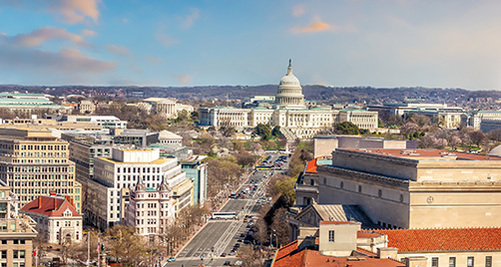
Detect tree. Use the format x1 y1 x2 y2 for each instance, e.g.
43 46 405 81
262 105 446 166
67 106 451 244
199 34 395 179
271 126 281 137
469 130 485 147
400 122 419 135
253 124 272 141
271 208 290 247
334 121 360 135
105 225 147 266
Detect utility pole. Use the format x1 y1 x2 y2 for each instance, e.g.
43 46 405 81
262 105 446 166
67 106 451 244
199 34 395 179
87 234 90 267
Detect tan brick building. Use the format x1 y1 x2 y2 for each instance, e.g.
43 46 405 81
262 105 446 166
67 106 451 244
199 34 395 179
316 148 501 229
0 128 81 213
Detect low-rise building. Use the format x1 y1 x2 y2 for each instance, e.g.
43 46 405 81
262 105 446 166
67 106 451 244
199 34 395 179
278 220 501 267
20 192 82 244
0 92 73 115
59 115 127 130
157 130 183 147
78 100 96 114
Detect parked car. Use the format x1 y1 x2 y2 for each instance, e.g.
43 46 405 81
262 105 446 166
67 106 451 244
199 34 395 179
167 257 176 262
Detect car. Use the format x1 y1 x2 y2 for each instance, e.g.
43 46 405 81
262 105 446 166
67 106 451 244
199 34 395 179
223 260 231 265
234 260 243 265
234 243 240 247
240 233 246 237
237 239 243 242
241 195 245 199
167 257 176 262
220 253 226 257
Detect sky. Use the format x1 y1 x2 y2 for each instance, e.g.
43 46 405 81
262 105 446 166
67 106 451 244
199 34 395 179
1 0 501 90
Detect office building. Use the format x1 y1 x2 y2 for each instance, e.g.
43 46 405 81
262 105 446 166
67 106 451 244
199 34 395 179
0 128 81 213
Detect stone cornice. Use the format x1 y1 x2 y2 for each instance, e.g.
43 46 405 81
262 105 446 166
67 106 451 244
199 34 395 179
333 149 419 167
318 165 409 188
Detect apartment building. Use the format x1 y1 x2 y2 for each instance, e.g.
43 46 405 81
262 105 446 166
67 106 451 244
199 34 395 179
0 128 81 213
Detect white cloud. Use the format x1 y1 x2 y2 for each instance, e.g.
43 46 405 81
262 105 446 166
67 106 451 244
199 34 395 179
106 45 129 56
181 8 199 29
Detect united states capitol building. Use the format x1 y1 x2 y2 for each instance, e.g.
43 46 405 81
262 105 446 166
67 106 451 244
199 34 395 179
200 60 378 139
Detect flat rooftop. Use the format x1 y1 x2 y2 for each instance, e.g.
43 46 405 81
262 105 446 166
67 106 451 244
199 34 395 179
343 148 501 161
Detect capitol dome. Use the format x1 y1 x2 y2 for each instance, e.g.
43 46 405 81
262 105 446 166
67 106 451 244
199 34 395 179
275 59 305 108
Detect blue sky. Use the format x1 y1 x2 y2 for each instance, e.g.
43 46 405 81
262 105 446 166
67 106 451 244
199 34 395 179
1 0 501 90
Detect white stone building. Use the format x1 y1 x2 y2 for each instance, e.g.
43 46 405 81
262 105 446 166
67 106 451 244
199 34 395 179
86 148 192 229
158 130 183 147
143 98 194 119
20 193 82 244
199 60 378 139
125 177 175 242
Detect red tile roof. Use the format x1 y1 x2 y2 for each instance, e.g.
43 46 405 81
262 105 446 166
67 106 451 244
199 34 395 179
376 228 501 252
21 196 80 217
357 231 384 238
345 148 501 161
273 240 405 267
305 158 318 173
272 243 405 267
356 247 378 257
302 250 404 267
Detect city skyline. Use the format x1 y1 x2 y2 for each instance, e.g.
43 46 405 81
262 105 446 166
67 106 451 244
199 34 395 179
1 0 501 90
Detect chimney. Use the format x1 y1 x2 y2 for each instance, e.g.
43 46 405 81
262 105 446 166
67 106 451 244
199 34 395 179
405 256 427 267
54 197 57 210
38 196 42 209
377 247 398 259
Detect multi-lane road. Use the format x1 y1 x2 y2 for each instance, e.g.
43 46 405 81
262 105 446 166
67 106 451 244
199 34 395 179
166 154 287 267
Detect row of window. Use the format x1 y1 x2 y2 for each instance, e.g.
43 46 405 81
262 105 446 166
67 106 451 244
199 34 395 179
0 240 26 245
12 166 71 173
18 144 67 151
117 167 161 174
432 256 492 267
0 250 25 259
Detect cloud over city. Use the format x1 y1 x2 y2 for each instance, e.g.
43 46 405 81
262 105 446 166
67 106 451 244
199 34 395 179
4 27 91 47
106 45 129 56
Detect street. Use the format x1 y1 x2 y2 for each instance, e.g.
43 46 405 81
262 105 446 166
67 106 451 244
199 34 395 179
166 154 287 267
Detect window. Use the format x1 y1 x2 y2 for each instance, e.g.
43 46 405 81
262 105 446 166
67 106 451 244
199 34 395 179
467 257 474 267
0 250 6 259
358 185 362 193
431 257 438 267
328 230 335 242
449 257 456 267
485 256 492 267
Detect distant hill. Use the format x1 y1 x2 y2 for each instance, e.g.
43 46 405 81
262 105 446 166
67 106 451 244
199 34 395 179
1 84 500 106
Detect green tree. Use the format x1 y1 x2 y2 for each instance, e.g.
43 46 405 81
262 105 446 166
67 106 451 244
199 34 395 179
271 126 281 137
253 124 272 141
334 121 360 135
